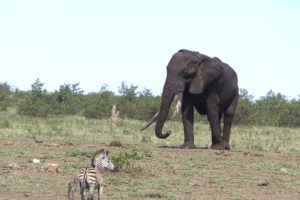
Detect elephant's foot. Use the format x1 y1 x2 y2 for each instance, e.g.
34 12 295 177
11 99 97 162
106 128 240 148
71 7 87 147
180 142 196 149
210 141 230 150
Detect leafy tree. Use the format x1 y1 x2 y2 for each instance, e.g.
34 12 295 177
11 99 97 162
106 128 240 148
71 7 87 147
235 89 254 125
52 83 84 115
117 82 139 118
138 88 153 97
118 81 138 101
254 90 287 126
276 97 300 127
83 90 116 119
18 79 51 117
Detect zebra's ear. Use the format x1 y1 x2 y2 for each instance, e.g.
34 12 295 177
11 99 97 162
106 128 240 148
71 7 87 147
105 150 109 156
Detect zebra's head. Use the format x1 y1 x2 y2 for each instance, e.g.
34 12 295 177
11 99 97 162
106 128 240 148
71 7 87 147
91 149 115 171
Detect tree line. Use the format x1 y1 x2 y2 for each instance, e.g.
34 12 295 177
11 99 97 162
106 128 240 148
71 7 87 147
0 79 299 127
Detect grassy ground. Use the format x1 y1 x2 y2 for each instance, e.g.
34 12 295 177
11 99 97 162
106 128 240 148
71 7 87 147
0 110 299 199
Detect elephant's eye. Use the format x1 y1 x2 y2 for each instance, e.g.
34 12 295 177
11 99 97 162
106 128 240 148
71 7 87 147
182 66 196 79
181 72 195 84
188 61 198 65
183 71 194 78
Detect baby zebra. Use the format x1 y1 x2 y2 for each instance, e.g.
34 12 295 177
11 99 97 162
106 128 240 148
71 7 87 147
68 149 115 200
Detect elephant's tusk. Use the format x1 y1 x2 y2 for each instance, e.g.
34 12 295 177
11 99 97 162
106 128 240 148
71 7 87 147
140 92 182 131
140 112 159 131
171 93 182 119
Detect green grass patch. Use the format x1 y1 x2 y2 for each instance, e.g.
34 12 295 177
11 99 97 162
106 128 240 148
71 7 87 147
65 148 93 158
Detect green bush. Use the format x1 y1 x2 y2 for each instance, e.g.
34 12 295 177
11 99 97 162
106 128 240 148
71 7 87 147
111 149 148 172
0 82 12 111
2 80 299 127
83 91 116 119
65 149 93 158
51 83 84 115
18 79 51 117
235 89 255 125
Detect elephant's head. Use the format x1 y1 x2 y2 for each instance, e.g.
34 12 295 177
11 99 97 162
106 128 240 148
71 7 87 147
154 49 223 139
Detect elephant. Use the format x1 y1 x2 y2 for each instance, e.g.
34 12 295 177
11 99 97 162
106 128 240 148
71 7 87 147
141 49 239 150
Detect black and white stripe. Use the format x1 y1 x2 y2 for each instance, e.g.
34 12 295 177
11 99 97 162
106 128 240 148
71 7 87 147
68 167 104 200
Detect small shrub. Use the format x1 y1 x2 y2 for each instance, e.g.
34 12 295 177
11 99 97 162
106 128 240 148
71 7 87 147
109 140 122 147
145 192 166 198
111 149 148 172
0 119 10 128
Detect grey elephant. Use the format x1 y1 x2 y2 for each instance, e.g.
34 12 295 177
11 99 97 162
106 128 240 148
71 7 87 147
142 49 239 150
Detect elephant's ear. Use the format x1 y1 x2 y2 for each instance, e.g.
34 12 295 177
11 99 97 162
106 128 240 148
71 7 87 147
189 60 224 94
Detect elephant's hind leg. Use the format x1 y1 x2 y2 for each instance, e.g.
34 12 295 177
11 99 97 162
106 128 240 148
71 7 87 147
222 114 233 150
222 95 239 149
207 102 230 150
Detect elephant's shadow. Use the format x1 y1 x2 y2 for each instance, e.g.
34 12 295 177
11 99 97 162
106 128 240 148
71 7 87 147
158 145 209 150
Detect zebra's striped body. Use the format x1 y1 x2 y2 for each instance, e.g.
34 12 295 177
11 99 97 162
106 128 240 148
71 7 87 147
68 167 104 200
79 167 104 200
68 149 114 200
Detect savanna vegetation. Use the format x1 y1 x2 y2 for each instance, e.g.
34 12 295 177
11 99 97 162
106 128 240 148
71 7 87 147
0 80 299 199
0 113 299 199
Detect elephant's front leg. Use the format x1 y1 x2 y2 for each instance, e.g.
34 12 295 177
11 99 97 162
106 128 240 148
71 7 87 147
181 100 196 149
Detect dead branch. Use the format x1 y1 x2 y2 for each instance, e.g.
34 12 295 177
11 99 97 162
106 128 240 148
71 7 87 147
110 105 119 128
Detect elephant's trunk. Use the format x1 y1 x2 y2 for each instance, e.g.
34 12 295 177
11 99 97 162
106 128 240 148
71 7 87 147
155 85 175 139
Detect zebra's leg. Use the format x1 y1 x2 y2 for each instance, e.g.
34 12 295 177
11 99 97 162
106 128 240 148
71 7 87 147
96 186 100 200
68 177 79 200
99 185 104 200
67 182 74 200
89 184 95 200
80 182 85 200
